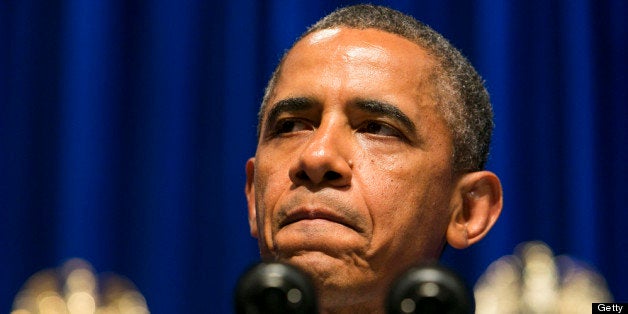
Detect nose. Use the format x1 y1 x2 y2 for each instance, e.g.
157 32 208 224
288 121 352 188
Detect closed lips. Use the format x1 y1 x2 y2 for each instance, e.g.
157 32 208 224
279 207 360 232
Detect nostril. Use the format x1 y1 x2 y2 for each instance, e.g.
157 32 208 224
323 171 341 181
296 170 310 181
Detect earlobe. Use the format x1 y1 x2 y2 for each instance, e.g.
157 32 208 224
245 158 259 238
446 171 503 249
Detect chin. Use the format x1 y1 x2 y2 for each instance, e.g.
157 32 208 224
284 251 347 276
280 251 384 308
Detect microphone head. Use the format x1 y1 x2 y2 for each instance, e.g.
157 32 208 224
386 263 474 314
234 262 318 314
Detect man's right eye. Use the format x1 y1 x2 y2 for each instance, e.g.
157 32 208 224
273 119 312 135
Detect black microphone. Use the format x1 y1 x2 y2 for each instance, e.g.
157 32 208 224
234 262 318 314
386 264 474 314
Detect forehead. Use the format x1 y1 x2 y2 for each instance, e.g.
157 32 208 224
271 27 437 101
291 28 432 70
264 28 439 118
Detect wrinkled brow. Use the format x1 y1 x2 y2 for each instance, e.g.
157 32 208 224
354 99 417 134
263 97 314 132
261 97 417 136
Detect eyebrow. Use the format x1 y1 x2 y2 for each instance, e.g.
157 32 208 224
263 97 314 133
354 99 417 134
261 97 417 136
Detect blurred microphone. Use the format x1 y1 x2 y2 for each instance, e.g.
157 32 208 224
386 264 474 314
234 262 318 314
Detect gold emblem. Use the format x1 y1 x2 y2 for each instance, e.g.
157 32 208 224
12 258 149 314
474 241 613 314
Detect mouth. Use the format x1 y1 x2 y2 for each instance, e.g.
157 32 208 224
279 207 360 232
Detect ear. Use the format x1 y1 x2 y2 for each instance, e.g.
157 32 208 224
245 158 259 238
446 171 503 249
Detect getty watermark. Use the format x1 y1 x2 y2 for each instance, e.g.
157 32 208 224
593 303 628 313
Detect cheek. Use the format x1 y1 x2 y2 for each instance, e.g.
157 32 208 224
355 156 415 220
359 160 453 261
356 152 453 228
357 150 425 196
254 161 291 218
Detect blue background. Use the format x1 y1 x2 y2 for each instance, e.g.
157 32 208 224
1 0 626 312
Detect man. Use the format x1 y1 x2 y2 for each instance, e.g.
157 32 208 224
244 4 503 313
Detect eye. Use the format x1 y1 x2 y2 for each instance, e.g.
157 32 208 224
359 121 402 138
273 119 312 135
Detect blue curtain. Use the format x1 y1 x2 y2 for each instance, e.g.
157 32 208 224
1 0 626 312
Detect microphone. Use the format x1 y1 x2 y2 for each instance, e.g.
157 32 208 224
386 263 474 314
234 262 318 314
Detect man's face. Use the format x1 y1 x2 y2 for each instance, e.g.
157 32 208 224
246 28 457 305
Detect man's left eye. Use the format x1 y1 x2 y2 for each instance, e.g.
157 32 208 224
359 121 401 138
